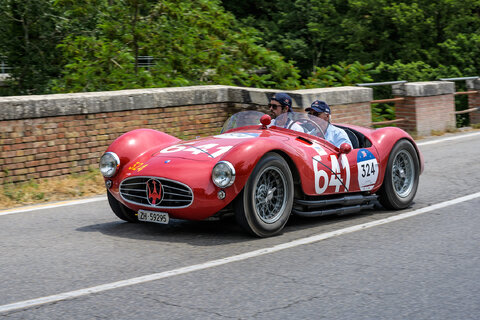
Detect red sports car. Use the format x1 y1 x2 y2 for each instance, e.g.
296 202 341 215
100 111 424 237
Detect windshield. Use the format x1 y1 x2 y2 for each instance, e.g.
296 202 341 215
221 111 265 133
274 112 328 138
220 110 328 139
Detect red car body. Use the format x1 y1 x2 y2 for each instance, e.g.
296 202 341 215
102 111 423 236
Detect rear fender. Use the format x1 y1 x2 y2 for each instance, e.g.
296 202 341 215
369 127 423 183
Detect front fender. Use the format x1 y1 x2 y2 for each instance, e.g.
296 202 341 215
105 129 181 176
220 136 296 196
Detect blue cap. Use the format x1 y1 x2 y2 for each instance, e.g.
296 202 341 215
306 100 331 114
270 93 293 112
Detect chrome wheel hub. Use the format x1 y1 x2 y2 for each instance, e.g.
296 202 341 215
392 150 415 198
254 167 287 224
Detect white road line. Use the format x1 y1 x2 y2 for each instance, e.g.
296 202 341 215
1 191 480 314
0 196 106 216
417 131 480 146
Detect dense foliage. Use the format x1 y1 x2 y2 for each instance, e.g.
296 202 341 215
0 0 479 95
222 0 480 81
0 0 63 94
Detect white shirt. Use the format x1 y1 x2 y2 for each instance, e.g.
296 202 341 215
324 124 352 148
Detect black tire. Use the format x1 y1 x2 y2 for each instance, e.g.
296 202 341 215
378 139 420 210
107 190 138 222
235 153 294 237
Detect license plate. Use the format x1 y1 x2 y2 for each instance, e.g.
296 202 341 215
138 210 169 224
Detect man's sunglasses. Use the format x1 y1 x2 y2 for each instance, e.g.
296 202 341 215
308 110 320 117
268 103 282 110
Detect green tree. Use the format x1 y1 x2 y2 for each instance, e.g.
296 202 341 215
303 61 376 88
222 0 480 80
52 0 301 92
0 0 63 94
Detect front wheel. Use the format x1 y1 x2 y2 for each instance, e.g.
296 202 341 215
107 191 138 222
235 153 294 237
378 139 420 209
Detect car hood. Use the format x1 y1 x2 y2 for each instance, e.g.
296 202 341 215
150 130 269 161
120 130 268 177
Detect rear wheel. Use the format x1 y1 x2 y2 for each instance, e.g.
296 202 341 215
107 191 138 222
235 153 294 237
378 140 420 209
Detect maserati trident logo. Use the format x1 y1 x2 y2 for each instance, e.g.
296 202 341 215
146 178 163 205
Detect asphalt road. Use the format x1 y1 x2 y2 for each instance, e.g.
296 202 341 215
1 131 480 319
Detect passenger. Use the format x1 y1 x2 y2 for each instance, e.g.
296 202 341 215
268 93 304 133
306 100 352 148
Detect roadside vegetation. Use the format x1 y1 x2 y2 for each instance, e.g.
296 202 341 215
0 169 105 210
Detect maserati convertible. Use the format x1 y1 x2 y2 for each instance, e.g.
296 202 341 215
100 111 423 237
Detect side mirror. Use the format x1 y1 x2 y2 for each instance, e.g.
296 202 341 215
260 114 271 129
339 142 352 154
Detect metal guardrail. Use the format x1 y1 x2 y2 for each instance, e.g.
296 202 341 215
137 56 155 68
454 91 478 96
455 107 480 115
357 81 408 126
439 76 480 115
439 76 479 81
360 78 480 125
356 80 407 87
371 118 406 126
370 97 405 104
1 60 12 74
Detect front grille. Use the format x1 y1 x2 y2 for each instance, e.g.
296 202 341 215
119 177 193 209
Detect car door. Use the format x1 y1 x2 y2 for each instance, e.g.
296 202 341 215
298 138 380 196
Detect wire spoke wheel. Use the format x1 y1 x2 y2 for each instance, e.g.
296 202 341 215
253 167 287 224
378 139 420 210
235 153 294 237
392 150 415 198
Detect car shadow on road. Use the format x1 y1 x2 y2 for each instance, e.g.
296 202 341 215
76 205 389 246
76 215 255 245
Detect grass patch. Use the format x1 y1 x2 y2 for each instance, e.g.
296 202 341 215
0 169 105 210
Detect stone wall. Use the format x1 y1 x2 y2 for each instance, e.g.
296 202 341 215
467 79 480 124
0 85 372 184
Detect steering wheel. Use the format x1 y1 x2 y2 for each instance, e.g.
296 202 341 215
288 118 325 138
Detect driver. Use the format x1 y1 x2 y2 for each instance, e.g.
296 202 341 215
268 93 304 133
306 100 352 148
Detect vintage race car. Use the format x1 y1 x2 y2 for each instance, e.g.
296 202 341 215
100 111 424 237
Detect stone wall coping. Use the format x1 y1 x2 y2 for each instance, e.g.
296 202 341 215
466 78 480 90
0 85 372 121
392 81 455 97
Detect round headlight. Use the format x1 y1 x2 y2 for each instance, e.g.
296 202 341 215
212 161 235 188
99 152 120 178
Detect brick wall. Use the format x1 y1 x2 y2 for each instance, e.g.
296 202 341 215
0 103 235 184
330 102 372 127
467 79 480 124
395 94 455 136
0 85 374 184
470 94 480 124
393 81 456 136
